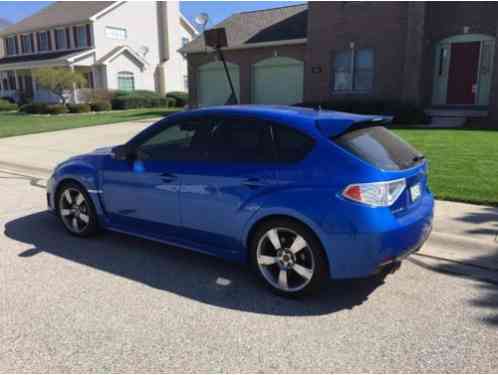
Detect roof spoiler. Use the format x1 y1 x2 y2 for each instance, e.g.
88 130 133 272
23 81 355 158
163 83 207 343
317 115 393 139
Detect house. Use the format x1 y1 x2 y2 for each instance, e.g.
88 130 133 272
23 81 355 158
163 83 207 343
181 2 498 122
0 1 197 103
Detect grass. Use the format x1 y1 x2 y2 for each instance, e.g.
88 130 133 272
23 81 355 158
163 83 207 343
395 129 498 206
0 107 180 139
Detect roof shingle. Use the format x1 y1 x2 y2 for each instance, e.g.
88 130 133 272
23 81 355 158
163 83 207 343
0 1 115 35
181 3 307 53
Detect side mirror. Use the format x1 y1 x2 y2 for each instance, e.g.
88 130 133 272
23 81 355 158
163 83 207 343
112 144 135 161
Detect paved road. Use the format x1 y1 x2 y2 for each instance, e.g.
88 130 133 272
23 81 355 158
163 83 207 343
1 170 497 372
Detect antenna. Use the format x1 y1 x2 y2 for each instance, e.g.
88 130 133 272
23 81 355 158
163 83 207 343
195 12 209 29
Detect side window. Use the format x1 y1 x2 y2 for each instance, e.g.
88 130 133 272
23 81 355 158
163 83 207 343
209 118 273 163
138 119 212 161
273 124 315 163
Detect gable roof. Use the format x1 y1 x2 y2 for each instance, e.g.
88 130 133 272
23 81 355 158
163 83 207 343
180 3 307 54
0 1 115 36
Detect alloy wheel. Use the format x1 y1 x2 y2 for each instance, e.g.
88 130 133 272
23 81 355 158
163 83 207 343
256 227 315 293
59 187 91 234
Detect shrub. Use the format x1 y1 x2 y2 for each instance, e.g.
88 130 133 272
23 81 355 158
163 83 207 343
46 104 68 115
79 89 116 104
111 91 169 110
0 99 17 112
1 96 16 104
90 101 112 112
20 103 69 115
295 100 429 125
20 103 49 114
166 91 188 107
67 103 91 113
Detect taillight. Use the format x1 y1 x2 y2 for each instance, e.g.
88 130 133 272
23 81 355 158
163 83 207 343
342 179 406 207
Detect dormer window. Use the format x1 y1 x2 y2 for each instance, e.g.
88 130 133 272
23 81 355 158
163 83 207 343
21 34 34 54
5 36 18 56
37 31 52 52
55 29 68 50
74 25 91 48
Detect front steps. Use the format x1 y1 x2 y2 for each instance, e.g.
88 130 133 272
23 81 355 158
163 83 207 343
425 108 488 128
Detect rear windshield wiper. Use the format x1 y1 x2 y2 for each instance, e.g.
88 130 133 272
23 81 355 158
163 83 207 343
413 154 425 163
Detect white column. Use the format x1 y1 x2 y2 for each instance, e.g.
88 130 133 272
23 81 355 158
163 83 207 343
14 70 20 101
70 65 78 103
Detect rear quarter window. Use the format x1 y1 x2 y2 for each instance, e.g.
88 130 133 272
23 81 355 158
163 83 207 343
273 125 315 163
334 126 423 171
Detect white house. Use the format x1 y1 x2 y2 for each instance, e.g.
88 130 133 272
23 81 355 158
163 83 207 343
0 1 197 103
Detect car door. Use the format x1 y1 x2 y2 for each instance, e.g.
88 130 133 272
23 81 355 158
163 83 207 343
100 118 211 241
178 116 278 254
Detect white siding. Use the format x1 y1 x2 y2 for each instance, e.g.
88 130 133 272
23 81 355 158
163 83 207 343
93 1 160 92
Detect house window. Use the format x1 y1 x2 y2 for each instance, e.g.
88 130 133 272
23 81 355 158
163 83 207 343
55 29 68 50
118 71 135 91
74 25 90 48
182 37 189 47
5 36 18 56
105 26 127 40
7 71 16 90
21 34 34 54
332 48 374 92
37 31 51 52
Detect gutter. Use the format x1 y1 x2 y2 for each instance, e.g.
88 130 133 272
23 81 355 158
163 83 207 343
181 38 307 54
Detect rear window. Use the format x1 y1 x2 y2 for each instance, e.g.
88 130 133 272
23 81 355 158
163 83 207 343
334 126 423 170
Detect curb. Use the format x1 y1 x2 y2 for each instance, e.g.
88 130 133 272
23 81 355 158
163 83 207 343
421 231 498 272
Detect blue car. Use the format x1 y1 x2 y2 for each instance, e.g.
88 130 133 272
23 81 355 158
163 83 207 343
47 105 433 296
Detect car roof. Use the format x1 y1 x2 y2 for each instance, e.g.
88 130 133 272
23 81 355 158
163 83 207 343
168 105 388 138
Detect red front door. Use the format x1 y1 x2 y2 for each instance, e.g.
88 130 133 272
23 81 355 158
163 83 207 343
447 42 481 105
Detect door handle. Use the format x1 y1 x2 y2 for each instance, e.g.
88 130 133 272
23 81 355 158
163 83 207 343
160 173 177 183
242 178 268 189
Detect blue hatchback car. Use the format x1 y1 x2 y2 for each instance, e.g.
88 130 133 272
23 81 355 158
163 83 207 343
47 105 433 296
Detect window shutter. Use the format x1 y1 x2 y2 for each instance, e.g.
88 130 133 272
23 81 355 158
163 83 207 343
66 28 71 48
86 24 92 47
36 32 41 50
14 36 19 54
47 30 52 50
30 34 34 52
73 26 78 47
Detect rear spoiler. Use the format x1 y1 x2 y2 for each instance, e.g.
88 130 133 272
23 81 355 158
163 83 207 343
317 115 393 139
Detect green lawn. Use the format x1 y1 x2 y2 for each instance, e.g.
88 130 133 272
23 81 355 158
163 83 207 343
395 129 498 206
0 108 179 139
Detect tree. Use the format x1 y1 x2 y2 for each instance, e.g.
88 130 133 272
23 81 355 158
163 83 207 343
32 67 86 104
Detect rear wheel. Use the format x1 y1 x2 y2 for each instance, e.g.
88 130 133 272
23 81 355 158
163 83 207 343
56 182 99 237
250 219 329 297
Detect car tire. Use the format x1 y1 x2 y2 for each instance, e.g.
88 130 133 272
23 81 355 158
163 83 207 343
250 219 329 297
56 181 99 237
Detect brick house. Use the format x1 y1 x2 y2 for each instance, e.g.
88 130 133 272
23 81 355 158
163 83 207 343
182 2 498 122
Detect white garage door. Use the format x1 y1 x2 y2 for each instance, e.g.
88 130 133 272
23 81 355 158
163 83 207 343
198 61 240 107
252 57 304 105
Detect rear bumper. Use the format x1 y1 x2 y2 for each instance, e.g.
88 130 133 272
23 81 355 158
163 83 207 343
324 192 434 279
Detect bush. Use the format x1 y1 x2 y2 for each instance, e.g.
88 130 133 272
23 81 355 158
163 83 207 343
79 89 116 104
1 96 16 104
67 103 91 113
0 99 17 112
90 101 112 112
166 91 188 107
111 91 169 110
20 103 49 114
20 103 68 115
295 100 429 125
46 104 68 115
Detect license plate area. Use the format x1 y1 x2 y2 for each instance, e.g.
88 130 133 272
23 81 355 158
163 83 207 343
410 183 421 202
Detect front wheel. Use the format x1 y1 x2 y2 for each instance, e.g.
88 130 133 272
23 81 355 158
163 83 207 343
56 182 99 237
250 219 329 297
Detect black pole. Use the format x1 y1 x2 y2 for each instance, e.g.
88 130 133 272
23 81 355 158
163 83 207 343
216 47 238 105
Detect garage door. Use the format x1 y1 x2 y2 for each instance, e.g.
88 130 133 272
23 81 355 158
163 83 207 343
252 57 304 105
198 61 240 107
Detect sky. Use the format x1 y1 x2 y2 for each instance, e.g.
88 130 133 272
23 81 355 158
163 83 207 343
0 1 305 29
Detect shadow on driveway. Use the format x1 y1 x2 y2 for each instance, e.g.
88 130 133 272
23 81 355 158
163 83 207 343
4 211 383 317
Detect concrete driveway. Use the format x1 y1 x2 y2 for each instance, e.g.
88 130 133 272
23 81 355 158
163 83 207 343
0 120 152 174
1 170 497 372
